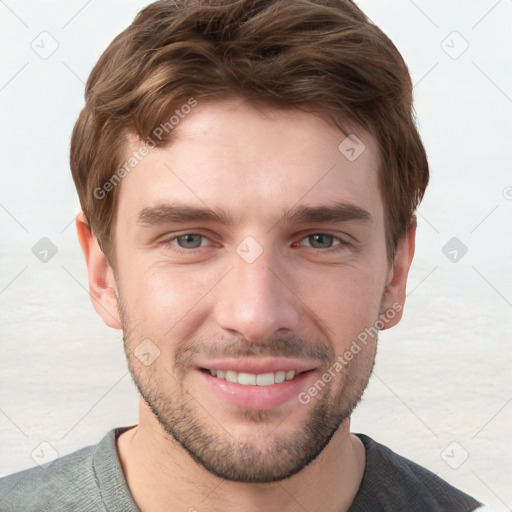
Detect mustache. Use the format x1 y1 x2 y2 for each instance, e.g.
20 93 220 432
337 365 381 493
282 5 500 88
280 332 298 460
175 334 333 369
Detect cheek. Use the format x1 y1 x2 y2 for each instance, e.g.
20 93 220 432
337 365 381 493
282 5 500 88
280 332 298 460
119 261 225 337
292 266 385 349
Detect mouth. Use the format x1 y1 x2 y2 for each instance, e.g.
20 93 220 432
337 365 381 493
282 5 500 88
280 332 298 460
202 368 306 386
196 360 317 410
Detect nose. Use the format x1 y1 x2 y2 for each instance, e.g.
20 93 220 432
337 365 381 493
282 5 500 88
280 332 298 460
213 242 301 342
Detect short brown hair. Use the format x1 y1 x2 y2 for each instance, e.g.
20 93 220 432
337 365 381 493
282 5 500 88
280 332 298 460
70 0 429 264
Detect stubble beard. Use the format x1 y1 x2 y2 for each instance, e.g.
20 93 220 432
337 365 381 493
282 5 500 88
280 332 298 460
121 329 377 483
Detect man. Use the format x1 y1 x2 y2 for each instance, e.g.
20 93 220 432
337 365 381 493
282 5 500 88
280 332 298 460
0 0 482 510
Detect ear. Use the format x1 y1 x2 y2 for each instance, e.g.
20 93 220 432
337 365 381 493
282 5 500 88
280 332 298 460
380 217 416 330
76 212 122 329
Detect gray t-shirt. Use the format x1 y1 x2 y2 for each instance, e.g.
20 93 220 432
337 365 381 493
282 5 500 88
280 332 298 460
0 427 481 511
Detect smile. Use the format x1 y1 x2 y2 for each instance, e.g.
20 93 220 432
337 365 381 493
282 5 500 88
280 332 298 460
207 369 304 386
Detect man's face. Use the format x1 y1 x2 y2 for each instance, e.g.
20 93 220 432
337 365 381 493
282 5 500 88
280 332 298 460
109 98 395 482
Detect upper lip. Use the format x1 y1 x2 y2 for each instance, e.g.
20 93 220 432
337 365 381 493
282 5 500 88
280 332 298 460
196 357 317 374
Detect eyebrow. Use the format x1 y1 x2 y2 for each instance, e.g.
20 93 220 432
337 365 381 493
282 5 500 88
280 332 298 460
137 203 233 226
137 201 372 227
287 203 372 224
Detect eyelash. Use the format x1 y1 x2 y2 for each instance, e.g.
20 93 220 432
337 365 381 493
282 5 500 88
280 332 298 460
162 232 348 255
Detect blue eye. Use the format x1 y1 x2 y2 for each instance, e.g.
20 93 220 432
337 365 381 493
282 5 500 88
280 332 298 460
299 233 344 250
174 234 204 249
306 234 337 249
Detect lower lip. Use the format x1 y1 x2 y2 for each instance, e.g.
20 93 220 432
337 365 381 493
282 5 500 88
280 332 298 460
198 370 314 410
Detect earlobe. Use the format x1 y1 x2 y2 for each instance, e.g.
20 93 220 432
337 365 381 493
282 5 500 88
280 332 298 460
76 213 122 329
380 218 417 330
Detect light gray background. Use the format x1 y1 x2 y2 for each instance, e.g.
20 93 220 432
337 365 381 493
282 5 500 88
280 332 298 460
1 1 511 510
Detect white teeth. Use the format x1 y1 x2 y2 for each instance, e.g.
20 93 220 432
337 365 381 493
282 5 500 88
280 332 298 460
238 372 257 385
275 371 286 383
208 369 298 385
256 372 274 386
285 370 295 381
225 370 238 383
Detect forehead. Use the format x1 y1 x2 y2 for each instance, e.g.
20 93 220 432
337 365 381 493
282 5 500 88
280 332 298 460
116 98 382 228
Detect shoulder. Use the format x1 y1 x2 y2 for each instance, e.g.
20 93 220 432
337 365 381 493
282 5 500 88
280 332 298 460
351 434 482 512
0 431 116 512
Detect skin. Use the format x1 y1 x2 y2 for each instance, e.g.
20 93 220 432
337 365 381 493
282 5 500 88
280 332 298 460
77 97 415 512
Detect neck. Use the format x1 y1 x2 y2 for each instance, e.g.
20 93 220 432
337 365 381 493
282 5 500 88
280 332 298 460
116 399 366 512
